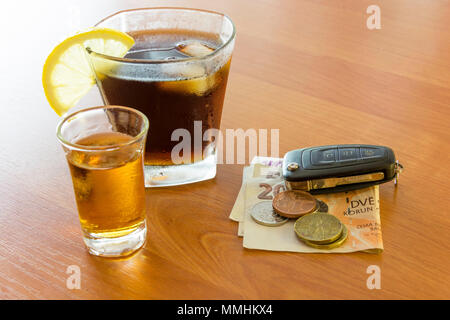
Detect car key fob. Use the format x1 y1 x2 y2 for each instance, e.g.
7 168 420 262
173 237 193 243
282 144 403 194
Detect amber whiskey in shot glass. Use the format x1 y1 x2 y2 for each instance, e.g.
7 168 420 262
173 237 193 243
57 106 149 257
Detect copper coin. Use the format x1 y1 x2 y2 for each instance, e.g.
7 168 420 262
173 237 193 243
272 190 317 218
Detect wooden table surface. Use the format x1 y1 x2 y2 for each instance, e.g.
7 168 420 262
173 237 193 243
1 0 449 300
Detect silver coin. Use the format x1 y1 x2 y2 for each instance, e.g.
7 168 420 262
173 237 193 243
315 199 329 213
250 201 289 227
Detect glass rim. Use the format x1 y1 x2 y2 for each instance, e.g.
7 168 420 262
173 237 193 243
56 105 149 152
88 7 236 64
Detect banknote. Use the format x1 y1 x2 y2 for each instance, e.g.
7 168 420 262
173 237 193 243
229 157 283 236
228 166 250 237
230 158 383 253
229 166 251 222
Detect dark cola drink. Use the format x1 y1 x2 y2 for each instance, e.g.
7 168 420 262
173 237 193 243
96 29 231 166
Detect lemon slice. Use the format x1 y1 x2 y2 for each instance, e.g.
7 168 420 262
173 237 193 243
42 28 134 115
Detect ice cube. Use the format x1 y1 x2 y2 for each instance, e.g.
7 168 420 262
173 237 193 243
180 63 207 79
157 73 218 96
158 59 221 96
158 61 218 95
157 42 217 95
177 41 214 57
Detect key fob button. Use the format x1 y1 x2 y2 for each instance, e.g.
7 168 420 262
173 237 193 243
360 147 385 159
311 148 337 165
338 148 359 161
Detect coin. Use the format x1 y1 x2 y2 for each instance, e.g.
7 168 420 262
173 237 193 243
314 199 329 213
251 201 289 227
302 225 348 250
272 190 317 218
294 212 343 244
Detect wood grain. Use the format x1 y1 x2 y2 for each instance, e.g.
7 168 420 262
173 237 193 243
0 0 449 299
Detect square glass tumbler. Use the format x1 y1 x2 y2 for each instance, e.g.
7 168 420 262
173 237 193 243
87 8 236 187
57 106 149 257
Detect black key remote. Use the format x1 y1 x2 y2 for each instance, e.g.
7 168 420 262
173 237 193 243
282 144 402 194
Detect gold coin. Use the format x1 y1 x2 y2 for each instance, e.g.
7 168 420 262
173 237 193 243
250 201 289 227
303 225 348 250
294 212 343 244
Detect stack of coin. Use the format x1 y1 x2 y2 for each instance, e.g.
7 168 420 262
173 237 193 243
293 212 348 249
251 189 348 250
272 190 347 249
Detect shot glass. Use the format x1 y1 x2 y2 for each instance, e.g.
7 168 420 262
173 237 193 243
57 106 149 257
